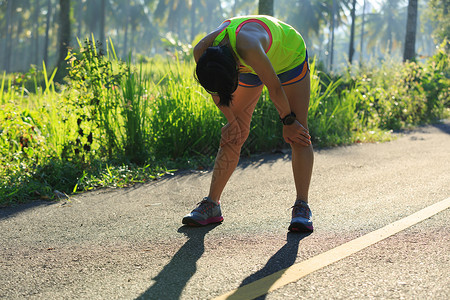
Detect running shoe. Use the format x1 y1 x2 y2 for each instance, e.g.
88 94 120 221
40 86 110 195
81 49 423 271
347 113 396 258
288 200 314 232
182 197 224 226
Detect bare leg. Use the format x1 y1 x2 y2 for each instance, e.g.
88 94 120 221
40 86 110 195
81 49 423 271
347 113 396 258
282 73 313 203
208 85 263 203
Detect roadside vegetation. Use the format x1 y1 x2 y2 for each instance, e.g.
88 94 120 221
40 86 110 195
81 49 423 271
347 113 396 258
1 40 448 206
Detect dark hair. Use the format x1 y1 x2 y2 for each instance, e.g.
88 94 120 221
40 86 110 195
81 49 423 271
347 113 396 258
195 45 239 106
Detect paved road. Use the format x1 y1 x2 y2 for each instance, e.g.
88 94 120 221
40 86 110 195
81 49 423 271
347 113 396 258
1 121 449 299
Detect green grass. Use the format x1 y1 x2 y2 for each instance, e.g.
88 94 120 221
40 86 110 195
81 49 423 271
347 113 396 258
0 40 449 206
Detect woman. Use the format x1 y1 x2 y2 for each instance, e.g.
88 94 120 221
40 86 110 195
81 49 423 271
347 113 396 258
182 15 314 232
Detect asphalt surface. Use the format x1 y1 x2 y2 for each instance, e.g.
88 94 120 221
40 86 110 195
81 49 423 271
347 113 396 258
1 121 449 300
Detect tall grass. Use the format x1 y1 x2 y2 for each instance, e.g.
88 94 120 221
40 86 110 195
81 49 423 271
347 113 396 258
0 40 448 205
148 56 224 160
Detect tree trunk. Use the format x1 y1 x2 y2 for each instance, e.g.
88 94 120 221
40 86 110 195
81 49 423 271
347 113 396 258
190 0 197 41
43 0 52 67
89 3 96 38
33 0 41 65
387 8 394 55
329 0 337 71
77 0 83 39
258 0 274 16
56 0 71 80
359 0 366 66
100 0 106 49
3 0 13 72
16 11 24 70
403 0 418 62
44 0 52 67
348 0 357 64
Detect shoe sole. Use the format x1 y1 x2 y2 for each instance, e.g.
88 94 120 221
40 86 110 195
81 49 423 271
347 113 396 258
182 216 224 226
288 223 314 232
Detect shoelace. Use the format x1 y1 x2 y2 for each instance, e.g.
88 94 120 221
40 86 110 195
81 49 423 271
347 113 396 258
291 203 310 219
194 199 214 214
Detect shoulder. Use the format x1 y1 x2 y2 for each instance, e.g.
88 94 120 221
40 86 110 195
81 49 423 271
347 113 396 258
235 23 269 56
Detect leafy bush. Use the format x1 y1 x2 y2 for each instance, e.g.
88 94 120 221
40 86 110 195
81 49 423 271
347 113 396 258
64 39 128 161
0 42 448 205
350 44 449 131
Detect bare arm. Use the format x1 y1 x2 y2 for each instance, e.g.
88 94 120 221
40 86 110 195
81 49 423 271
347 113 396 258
237 31 310 145
193 22 229 63
193 22 237 122
236 33 291 118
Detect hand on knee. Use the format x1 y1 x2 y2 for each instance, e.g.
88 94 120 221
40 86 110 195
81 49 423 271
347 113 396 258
283 120 311 146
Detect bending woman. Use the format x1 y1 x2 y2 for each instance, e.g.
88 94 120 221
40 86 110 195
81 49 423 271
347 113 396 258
182 15 314 232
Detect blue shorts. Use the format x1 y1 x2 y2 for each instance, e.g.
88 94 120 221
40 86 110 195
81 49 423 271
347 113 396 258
238 51 309 88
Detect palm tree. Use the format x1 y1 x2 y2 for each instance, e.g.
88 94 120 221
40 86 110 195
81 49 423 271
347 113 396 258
76 0 83 39
259 0 273 16
190 0 198 41
427 0 449 48
359 0 367 66
110 0 156 59
154 0 188 39
234 0 259 15
330 0 338 70
32 0 41 65
43 0 52 67
348 0 357 64
275 0 350 70
403 0 418 61
329 0 351 70
279 1 329 43
3 0 14 72
154 0 223 43
417 1 437 57
55 0 71 80
365 0 406 57
100 0 106 48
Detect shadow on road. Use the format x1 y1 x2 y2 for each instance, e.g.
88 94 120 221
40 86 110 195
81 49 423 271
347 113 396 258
0 200 55 220
432 121 450 135
136 223 221 300
228 232 311 300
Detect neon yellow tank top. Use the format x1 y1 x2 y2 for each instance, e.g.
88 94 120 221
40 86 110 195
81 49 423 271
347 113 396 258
212 15 307 75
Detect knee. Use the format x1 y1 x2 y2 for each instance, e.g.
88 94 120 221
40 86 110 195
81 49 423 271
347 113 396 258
220 123 250 148
290 141 313 151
